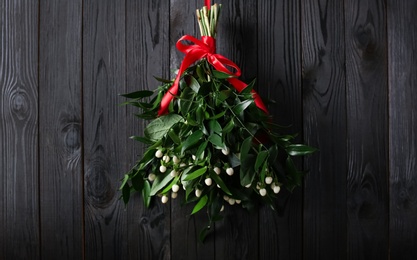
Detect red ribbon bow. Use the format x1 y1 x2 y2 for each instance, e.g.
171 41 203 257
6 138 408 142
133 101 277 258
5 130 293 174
158 35 268 116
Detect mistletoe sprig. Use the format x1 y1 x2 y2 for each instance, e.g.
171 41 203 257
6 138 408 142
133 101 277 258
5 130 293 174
120 3 316 241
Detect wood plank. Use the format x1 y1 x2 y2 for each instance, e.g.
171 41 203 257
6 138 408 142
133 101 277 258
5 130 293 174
257 1 303 259
214 1 259 259
38 1 83 259
83 1 128 259
388 0 417 258
301 0 347 259
0 1 39 259
344 0 389 259
169 1 216 259
125 0 171 259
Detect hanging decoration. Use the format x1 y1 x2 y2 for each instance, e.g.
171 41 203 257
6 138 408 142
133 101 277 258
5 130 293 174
120 0 316 241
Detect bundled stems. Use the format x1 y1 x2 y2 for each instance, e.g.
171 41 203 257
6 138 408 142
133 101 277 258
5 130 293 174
197 4 222 37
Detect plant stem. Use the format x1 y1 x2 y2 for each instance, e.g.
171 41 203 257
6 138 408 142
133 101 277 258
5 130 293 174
197 3 222 37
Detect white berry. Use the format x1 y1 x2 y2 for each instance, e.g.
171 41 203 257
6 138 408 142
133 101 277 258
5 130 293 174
214 167 221 175
195 189 202 197
273 186 281 194
223 195 229 201
236 200 241 204
259 188 267 196
173 156 180 164
163 155 170 163
172 184 180 193
220 205 224 212
221 147 230 155
148 173 156 182
245 183 251 188
171 192 178 199
205 178 212 186
155 150 163 158
228 198 236 205
192 155 196 161
159 165 167 173
161 195 169 203
226 168 234 176
265 176 273 184
170 170 178 177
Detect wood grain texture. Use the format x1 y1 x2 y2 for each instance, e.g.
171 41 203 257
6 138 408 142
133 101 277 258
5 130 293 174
257 1 303 259
83 1 128 259
0 1 39 259
345 0 388 259
39 1 83 259
388 0 417 259
169 1 216 259
301 0 347 259
126 0 171 259
215 1 259 259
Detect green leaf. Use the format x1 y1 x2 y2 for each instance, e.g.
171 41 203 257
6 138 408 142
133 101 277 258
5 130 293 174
195 141 208 159
168 129 181 144
188 76 201 93
212 70 235 79
240 79 256 94
208 111 226 120
120 90 154 99
131 173 144 190
240 137 252 162
233 100 253 114
228 153 241 168
136 148 157 170
122 183 130 204
150 91 164 110
181 130 203 154
119 174 130 190
179 86 195 116
199 225 213 243
210 170 232 195
208 134 225 149
196 106 204 124
268 144 279 165
191 195 208 214
196 64 207 82
183 166 208 181
142 180 151 207
216 90 232 105
144 114 184 141
222 119 235 134
255 150 268 171
161 176 180 194
150 172 174 196
153 76 173 83
286 144 318 156
260 160 268 183
130 135 153 145
285 156 304 191
240 154 256 186
208 120 222 135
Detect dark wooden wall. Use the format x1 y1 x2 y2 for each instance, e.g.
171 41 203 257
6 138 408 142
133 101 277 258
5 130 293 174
1 0 416 259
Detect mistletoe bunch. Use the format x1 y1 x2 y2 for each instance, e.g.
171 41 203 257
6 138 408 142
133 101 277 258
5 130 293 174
120 3 315 240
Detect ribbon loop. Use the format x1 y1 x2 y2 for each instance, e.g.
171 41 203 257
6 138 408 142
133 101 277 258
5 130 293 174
158 35 268 115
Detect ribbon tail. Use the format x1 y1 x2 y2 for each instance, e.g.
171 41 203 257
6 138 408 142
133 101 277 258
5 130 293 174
158 49 207 115
251 91 269 114
158 84 178 116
